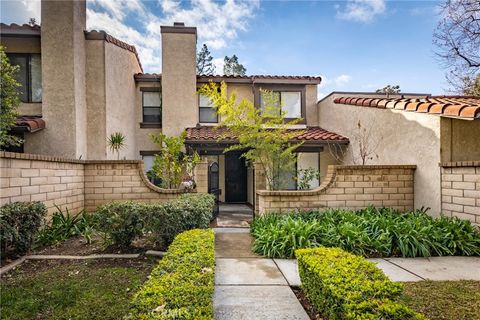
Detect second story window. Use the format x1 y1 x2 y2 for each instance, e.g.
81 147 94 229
199 94 218 123
7 53 42 103
260 91 302 118
142 91 161 124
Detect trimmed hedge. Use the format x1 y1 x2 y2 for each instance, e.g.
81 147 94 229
127 229 215 320
296 247 426 320
0 201 47 258
95 193 215 247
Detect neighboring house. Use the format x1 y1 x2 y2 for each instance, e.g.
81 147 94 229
318 93 480 215
0 1 348 209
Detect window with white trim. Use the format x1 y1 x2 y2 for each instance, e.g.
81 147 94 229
199 94 218 123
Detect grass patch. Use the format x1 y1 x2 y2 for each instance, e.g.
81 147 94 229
401 281 480 320
251 207 480 258
1 258 156 320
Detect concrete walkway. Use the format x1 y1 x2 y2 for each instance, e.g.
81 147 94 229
214 227 309 320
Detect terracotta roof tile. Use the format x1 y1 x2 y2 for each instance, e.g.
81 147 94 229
196 74 321 84
185 126 349 143
15 116 45 132
333 95 480 120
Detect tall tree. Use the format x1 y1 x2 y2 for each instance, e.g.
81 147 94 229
376 85 401 98
433 0 480 95
196 44 215 75
0 46 22 149
223 55 247 76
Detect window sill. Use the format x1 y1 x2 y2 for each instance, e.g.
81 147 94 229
139 122 162 128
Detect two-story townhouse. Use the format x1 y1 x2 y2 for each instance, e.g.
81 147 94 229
1 0 349 209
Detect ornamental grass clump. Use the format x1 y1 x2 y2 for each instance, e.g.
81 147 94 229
251 207 480 259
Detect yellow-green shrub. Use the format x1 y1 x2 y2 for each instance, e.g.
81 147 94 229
127 229 215 320
296 247 426 320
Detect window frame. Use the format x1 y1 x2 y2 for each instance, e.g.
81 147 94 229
198 94 218 124
140 87 162 128
6 53 41 103
254 84 306 124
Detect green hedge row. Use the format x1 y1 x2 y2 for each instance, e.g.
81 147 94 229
296 247 426 320
0 201 47 258
95 193 215 247
127 229 215 320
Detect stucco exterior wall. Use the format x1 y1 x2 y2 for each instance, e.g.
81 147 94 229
161 27 197 136
440 161 480 225
85 39 107 159
318 94 442 214
305 84 318 126
1 37 41 53
257 165 416 215
104 42 141 160
440 118 480 162
39 0 87 159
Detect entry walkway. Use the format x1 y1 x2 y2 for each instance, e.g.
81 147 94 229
214 227 309 320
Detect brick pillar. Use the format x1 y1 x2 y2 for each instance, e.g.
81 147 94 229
195 158 208 193
254 162 267 213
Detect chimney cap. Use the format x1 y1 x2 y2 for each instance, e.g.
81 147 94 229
173 22 185 27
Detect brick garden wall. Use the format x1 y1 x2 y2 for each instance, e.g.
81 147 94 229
441 161 480 225
0 152 186 214
256 165 416 215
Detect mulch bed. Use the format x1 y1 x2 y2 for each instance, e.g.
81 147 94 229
291 286 324 320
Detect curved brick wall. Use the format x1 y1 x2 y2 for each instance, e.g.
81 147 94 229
256 165 416 215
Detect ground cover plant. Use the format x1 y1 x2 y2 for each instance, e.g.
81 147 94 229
251 207 480 258
0 258 156 320
296 247 425 320
128 229 215 320
400 280 480 320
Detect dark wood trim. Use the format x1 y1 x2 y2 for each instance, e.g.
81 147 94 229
253 84 306 124
139 122 161 128
139 150 159 156
140 87 161 92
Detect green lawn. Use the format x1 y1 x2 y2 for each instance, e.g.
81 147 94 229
1 258 156 320
401 281 480 320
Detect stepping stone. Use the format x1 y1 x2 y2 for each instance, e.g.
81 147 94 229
368 258 423 282
385 256 480 281
214 285 309 320
215 232 258 258
216 258 287 285
274 259 302 286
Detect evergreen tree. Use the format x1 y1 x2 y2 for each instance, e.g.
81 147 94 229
196 44 215 75
223 55 246 76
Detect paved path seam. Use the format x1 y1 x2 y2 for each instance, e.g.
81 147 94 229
383 258 426 280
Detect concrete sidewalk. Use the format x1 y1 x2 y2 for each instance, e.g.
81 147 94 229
213 228 309 320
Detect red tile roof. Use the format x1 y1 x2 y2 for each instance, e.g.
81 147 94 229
15 116 45 132
0 23 40 36
333 95 480 120
197 74 322 84
185 126 348 143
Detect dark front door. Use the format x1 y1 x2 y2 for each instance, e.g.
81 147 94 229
225 152 247 203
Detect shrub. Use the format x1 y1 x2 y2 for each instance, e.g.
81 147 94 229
0 201 47 257
128 229 215 320
36 207 97 246
95 202 146 247
251 207 480 258
147 193 215 246
296 247 426 320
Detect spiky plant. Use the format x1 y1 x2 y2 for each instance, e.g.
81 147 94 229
107 132 126 160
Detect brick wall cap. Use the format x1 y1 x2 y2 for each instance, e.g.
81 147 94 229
440 161 480 168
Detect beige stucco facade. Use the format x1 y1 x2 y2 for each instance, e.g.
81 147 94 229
318 93 442 214
440 118 480 162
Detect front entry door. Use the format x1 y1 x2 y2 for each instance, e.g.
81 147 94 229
225 152 247 203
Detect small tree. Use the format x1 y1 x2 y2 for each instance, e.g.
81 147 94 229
107 132 126 160
376 85 401 98
150 131 200 189
28 18 37 26
197 44 215 75
0 46 22 149
223 55 246 76
198 81 303 190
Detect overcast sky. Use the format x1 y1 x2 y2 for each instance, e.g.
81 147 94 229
1 0 446 96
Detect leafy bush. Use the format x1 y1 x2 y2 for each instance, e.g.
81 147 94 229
296 247 426 320
0 201 46 257
251 207 480 258
95 194 215 247
95 202 146 247
36 207 97 246
128 229 215 320
147 193 215 246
